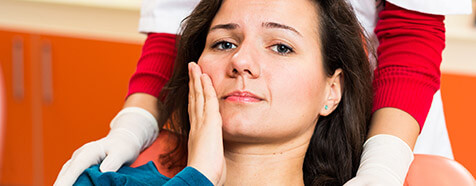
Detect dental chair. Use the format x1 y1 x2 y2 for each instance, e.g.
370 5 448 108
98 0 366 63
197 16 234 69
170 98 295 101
132 130 476 186
404 154 476 186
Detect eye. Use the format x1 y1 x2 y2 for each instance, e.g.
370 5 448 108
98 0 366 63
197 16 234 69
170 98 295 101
212 41 237 50
270 43 294 55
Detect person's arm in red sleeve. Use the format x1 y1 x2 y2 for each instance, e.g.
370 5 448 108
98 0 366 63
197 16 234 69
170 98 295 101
345 2 445 185
123 33 178 119
368 2 445 149
128 33 177 99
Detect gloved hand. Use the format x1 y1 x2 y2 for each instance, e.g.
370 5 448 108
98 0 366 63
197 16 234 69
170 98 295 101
344 134 414 186
54 107 159 186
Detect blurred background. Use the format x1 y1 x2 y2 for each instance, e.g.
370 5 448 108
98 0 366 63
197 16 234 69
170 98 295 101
0 0 475 185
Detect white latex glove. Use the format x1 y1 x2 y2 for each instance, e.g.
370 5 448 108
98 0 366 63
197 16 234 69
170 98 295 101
54 107 158 186
344 134 414 186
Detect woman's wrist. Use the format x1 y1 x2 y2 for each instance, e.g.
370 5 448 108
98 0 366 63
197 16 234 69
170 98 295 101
175 166 214 186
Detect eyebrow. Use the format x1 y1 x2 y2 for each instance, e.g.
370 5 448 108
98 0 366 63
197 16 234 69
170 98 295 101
210 23 240 32
262 22 302 37
209 22 302 37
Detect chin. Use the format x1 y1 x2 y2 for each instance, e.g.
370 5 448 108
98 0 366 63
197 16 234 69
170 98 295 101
221 116 255 135
221 117 289 144
221 116 265 142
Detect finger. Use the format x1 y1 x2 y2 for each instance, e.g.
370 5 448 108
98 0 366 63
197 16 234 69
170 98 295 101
192 63 205 123
188 62 196 127
55 143 106 185
54 144 88 185
99 153 129 172
201 74 220 116
54 159 72 186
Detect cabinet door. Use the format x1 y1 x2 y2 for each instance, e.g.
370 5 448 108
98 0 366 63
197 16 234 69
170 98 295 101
39 34 141 185
0 29 143 185
0 30 35 186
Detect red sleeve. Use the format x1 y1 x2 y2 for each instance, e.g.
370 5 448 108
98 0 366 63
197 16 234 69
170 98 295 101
127 33 177 98
373 2 445 129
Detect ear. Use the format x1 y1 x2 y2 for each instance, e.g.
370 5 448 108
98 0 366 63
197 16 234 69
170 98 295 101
320 69 343 116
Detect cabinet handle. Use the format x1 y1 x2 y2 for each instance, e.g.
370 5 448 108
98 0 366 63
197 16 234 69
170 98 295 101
41 41 53 104
12 37 24 100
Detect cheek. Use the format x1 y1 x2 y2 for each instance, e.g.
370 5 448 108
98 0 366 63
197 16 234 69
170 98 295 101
197 54 214 74
271 65 326 120
197 54 226 89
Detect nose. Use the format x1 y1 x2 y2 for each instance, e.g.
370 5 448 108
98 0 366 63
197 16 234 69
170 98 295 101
227 40 261 79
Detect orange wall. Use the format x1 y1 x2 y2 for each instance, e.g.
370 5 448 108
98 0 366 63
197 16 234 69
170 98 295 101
0 29 142 185
441 73 476 176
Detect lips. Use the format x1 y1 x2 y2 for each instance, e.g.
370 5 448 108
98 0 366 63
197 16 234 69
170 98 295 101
223 91 264 103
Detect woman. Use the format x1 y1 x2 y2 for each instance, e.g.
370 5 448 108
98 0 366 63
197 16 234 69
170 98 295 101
55 0 472 185
74 0 372 185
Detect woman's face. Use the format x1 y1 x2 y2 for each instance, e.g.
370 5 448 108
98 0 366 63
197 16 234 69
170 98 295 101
198 0 330 143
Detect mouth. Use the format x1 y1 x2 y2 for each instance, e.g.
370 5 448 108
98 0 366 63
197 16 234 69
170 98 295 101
222 91 264 103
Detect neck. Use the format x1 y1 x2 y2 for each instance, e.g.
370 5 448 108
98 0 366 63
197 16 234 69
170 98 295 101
223 135 311 186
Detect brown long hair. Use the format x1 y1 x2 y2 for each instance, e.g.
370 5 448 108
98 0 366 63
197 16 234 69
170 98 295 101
157 0 373 185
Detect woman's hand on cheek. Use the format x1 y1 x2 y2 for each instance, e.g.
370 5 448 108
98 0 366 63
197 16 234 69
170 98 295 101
187 62 226 185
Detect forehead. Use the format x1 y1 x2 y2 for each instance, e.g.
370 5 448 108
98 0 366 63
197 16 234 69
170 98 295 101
211 0 319 37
